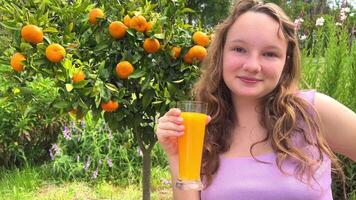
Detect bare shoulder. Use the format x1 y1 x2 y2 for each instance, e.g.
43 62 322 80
314 92 356 161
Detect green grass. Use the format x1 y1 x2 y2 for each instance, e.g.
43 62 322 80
0 166 172 200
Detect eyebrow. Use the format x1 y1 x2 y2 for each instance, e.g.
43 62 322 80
229 39 284 52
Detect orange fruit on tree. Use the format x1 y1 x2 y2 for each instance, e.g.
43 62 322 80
101 100 119 112
123 15 132 28
45 43 66 63
21 24 43 44
109 21 127 39
88 8 104 24
143 38 160 54
116 61 134 79
72 70 85 83
171 46 181 59
130 15 148 32
192 31 210 47
145 21 154 32
183 45 207 64
10 52 26 72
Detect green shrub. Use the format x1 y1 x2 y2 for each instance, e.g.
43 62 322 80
0 64 64 167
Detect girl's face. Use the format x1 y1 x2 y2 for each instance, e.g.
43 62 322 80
223 11 288 101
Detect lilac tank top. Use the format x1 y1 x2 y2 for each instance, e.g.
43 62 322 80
201 90 333 200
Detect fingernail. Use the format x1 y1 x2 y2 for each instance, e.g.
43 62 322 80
178 125 185 130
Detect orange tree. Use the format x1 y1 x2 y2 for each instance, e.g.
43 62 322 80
0 0 211 199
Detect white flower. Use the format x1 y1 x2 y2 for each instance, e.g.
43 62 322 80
340 12 347 21
316 17 325 26
335 22 342 26
350 13 354 17
299 34 307 41
341 7 351 13
294 17 304 30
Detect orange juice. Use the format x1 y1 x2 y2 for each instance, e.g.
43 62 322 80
178 112 207 181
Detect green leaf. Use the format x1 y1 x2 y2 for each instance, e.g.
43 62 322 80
78 98 88 109
53 101 69 109
73 80 89 88
172 79 184 83
129 70 146 79
19 87 32 95
0 21 19 31
94 43 109 53
181 8 195 14
43 27 58 33
105 83 119 92
154 33 165 39
142 90 155 109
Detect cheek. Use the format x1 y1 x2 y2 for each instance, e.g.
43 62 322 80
263 64 284 81
223 53 241 73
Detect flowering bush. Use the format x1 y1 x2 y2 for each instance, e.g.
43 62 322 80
50 112 143 184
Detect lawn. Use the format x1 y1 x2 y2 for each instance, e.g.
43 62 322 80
0 166 172 200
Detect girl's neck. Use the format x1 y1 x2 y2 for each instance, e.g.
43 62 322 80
232 96 263 128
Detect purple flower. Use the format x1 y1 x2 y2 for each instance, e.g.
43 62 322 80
63 126 72 140
81 120 86 129
84 157 91 171
104 123 113 140
107 158 113 168
51 144 60 155
49 143 60 160
92 168 98 179
49 149 54 160
294 17 304 30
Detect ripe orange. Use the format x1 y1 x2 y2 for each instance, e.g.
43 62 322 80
45 43 66 63
101 100 119 112
130 15 148 32
192 31 210 47
109 21 127 39
171 46 181 59
145 21 154 32
143 38 160 54
10 52 26 72
183 45 207 64
21 24 43 44
123 15 132 28
116 61 134 79
88 8 104 24
72 70 85 83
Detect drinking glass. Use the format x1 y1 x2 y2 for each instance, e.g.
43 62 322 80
175 101 208 190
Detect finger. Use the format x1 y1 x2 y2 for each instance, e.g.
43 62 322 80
156 129 184 138
158 121 185 132
165 108 181 117
158 115 183 125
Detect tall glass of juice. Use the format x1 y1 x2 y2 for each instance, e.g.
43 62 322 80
175 101 207 190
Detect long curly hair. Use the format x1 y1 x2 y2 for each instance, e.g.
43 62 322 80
193 0 345 196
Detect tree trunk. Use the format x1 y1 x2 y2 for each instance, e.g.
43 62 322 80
142 146 153 200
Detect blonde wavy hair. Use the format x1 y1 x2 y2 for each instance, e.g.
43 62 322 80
193 0 345 197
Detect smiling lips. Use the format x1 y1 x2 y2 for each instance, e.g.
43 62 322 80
237 76 262 84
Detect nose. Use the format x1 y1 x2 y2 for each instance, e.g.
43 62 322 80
241 53 261 73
